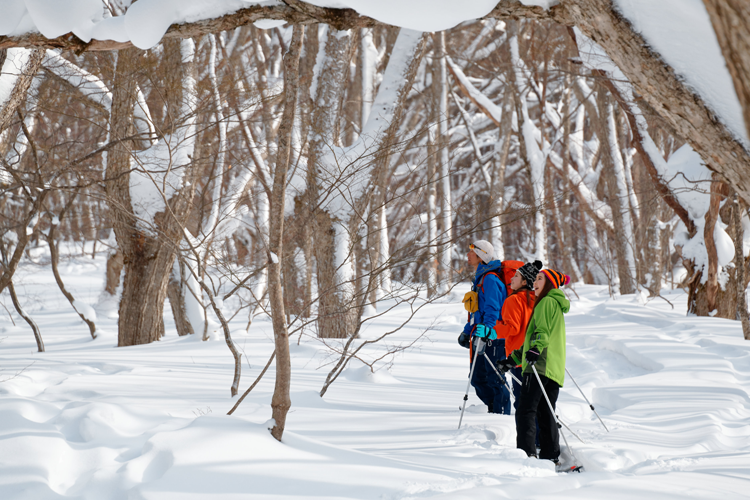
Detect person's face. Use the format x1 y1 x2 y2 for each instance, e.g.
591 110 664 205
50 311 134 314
467 249 481 268
534 272 546 295
510 270 526 291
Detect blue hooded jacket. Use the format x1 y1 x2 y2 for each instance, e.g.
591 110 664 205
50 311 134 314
463 260 507 335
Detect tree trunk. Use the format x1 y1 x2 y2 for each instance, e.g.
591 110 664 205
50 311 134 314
308 27 356 338
688 177 732 316
730 193 750 339
509 26 547 265
704 176 728 314
167 259 195 336
702 0 750 139
0 48 43 132
490 90 513 263
597 88 636 294
560 73 583 281
8 279 43 352
104 247 124 296
106 47 166 346
434 32 453 290
269 25 304 442
106 42 198 346
426 124 439 297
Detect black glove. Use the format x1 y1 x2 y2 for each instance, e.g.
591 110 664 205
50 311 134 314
525 347 541 365
457 332 470 349
496 357 516 373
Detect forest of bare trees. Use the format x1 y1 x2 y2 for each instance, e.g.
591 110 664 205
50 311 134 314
3 0 750 440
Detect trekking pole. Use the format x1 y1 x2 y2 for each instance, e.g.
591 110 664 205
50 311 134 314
530 364 584 444
565 368 609 432
505 368 522 386
483 352 515 408
458 338 484 429
531 364 585 468
558 415 586 444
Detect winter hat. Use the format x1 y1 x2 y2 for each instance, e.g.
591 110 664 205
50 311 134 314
540 269 571 289
518 260 543 285
470 240 494 264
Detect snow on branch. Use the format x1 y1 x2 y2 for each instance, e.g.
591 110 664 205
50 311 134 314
0 1 559 53
446 56 502 126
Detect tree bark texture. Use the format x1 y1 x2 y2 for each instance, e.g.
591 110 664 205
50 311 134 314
687 178 739 318
703 177 728 314
104 248 124 296
269 25 304 442
702 0 750 139
0 48 44 132
730 193 750 339
106 47 166 346
308 27 356 339
106 44 198 346
166 260 195 337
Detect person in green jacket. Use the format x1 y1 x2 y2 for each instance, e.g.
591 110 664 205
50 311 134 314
497 268 570 462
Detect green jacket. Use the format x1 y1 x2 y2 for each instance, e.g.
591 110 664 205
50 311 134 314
511 289 570 387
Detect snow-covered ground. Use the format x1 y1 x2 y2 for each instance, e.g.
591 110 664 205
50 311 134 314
1 249 750 499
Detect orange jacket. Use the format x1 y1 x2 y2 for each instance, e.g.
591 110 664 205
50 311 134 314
494 289 535 356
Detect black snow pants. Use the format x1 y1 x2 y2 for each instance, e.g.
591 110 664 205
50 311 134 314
515 372 560 460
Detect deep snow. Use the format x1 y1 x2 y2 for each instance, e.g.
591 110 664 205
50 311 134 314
1 248 750 499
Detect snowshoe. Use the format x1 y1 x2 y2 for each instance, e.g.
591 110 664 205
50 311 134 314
556 462 584 473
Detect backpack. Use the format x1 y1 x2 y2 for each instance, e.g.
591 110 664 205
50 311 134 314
499 260 524 287
463 260 524 312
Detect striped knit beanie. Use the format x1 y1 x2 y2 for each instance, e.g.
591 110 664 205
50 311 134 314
540 269 571 289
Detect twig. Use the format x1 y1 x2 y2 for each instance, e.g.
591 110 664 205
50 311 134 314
0 361 36 383
7 280 43 352
227 350 276 415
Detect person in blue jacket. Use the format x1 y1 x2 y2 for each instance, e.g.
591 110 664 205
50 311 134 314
458 240 510 414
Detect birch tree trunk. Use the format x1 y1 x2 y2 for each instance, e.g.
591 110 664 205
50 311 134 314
435 32 453 290
426 125 439 297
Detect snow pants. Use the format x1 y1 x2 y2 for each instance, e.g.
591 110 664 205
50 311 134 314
516 372 560 460
470 338 511 414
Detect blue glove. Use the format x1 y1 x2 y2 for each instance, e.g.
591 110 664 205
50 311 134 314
474 324 497 340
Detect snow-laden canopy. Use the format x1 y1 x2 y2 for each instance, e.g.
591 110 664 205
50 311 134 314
1 0 744 147
0 0 502 48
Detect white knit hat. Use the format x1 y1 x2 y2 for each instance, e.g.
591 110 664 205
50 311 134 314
470 240 494 264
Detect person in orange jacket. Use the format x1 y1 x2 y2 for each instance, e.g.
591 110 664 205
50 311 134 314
494 260 542 407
